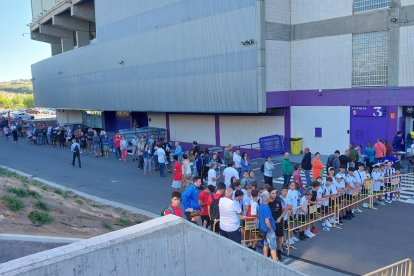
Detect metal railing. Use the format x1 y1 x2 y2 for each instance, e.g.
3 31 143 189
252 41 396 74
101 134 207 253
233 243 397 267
363 258 412 276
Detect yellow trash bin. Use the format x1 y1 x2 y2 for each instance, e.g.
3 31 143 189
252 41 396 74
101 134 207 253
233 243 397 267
290 137 303 155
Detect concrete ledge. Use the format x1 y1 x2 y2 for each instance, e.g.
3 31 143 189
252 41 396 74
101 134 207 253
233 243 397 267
0 216 303 276
0 234 83 244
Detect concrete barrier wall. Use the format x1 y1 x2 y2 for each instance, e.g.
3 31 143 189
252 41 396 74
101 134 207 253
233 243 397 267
0 216 303 276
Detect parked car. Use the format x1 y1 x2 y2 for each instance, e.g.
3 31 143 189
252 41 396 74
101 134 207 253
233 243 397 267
26 109 40 114
10 112 34 120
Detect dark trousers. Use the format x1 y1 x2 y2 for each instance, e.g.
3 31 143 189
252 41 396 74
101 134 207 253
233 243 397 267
283 174 291 188
264 175 273 186
72 152 81 168
138 155 144 169
220 228 241 244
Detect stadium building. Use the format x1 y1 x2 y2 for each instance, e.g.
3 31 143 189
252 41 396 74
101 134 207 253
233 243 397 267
30 0 414 154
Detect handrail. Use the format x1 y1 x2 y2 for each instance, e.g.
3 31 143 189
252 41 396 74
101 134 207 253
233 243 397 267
363 258 412 276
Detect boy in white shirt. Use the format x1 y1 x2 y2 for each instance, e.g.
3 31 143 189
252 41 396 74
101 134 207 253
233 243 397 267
297 192 314 240
371 164 385 206
322 177 337 230
207 162 219 187
286 182 300 242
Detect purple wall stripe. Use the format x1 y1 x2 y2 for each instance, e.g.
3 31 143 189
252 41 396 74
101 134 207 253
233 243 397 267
215 115 220 146
166 113 170 141
266 87 414 108
284 107 291 152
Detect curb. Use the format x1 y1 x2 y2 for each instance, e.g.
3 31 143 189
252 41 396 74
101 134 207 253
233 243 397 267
0 234 83 244
0 164 159 219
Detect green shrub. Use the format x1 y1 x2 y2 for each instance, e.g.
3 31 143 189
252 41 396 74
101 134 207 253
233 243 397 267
116 217 133 227
35 200 49 211
6 186 29 197
41 185 49 191
74 199 83 205
28 211 54 226
54 188 63 195
27 190 41 199
2 195 24 211
101 221 113 230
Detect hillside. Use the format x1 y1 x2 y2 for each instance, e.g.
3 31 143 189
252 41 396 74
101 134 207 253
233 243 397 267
0 79 33 94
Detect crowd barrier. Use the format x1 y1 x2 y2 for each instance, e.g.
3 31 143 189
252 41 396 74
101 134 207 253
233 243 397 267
363 258 412 276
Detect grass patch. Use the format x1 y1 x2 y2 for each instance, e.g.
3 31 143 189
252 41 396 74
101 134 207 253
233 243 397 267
41 185 49 191
116 217 133 227
6 186 40 199
101 221 113 231
91 203 101 208
62 191 70 199
28 211 54 226
35 200 49 211
6 186 29 197
74 199 83 205
2 195 24 212
54 188 63 195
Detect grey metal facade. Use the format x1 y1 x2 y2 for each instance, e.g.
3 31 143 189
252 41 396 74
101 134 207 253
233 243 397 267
32 0 262 113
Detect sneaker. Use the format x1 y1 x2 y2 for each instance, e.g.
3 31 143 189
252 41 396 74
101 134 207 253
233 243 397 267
379 201 386 206
387 200 392 204
362 203 370 208
392 197 397 202
292 236 300 242
306 230 316 237
322 226 330 232
355 208 363 213
325 221 333 228
304 232 314 238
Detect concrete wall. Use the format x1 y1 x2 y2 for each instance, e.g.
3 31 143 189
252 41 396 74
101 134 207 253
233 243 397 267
0 216 303 276
291 35 352 90
148 112 166 129
32 0 261 113
291 0 353 25
169 114 216 145
291 106 350 155
219 115 284 146
266 40 291 91
401 0 414 6
399 26 414 86
56 109 83 125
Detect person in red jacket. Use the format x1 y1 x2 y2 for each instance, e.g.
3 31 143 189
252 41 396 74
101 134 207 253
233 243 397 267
113 132 122 160
312 152 324 179
164 191 183 218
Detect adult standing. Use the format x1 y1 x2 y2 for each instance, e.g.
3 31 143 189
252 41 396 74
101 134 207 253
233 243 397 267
131 135 138 161
219 188 242 243
282 152 293 188
71 139 81 168
223 161 239 188
173 141 182 161
264 156 275 186
339 150 350 169
312 152 324 179
120 136 128 163
11 124 18 143
258 191 278 261
172 155 182 192
301 147 312 187
207 162 219 187
137 136 144 169
113 132 122 160
326 150 340 175
348 143 359 168
224 144 233 167
373 138 386 163
365 142 376 168
392 131 404 152
157 145 167 177
181 177 202 222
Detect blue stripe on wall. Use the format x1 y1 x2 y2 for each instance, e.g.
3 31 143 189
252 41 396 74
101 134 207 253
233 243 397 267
99 0 255 41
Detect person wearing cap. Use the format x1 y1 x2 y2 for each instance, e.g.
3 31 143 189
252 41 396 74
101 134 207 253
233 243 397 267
219 188 242 243
372 164 385 206
71 138 81 168
198 185 215 229
258 191 278 261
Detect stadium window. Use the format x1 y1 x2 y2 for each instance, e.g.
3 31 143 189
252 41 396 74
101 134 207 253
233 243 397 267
354 0 390 13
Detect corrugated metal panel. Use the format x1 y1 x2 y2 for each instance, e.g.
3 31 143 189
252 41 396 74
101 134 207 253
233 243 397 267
32 0 259 113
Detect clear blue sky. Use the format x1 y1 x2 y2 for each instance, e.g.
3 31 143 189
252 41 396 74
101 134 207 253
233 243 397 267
0 1 50 82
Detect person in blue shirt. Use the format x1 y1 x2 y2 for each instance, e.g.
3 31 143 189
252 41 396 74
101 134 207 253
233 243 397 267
181 177 202 222
258 191 278 261
173 141 183 161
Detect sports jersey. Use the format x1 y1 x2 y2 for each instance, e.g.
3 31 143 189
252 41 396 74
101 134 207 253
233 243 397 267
322 184 337 206
287 189 300 209
371 170 384 192
384 167 395 184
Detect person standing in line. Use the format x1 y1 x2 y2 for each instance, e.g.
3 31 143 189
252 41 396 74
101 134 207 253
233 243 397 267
163 191 183 218
120 136 128 163
137 136 145 169
223 161 240 188
301 147 312 187
282 152 293 188
365 142 376 168
173 141 183 161
11 124 18 143
131 135 138 161
71 139 81 168
143 143 152 175
312 152 324 180
113 132 122 160
258 191 278 261
373 138 386 163
157 144 167 177
92 131 101 157
181 177 202 222
172 155 182 192
224 144 233 167
219 188 242 243
264 156 275 186
233 149 242 175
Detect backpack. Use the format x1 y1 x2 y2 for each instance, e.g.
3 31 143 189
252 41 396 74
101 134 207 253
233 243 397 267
326 155 335 168
260 164 265 173
161 207 174 216
209 194 221 221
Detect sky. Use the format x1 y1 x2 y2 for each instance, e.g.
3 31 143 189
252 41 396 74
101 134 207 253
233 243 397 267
0 0 50 82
